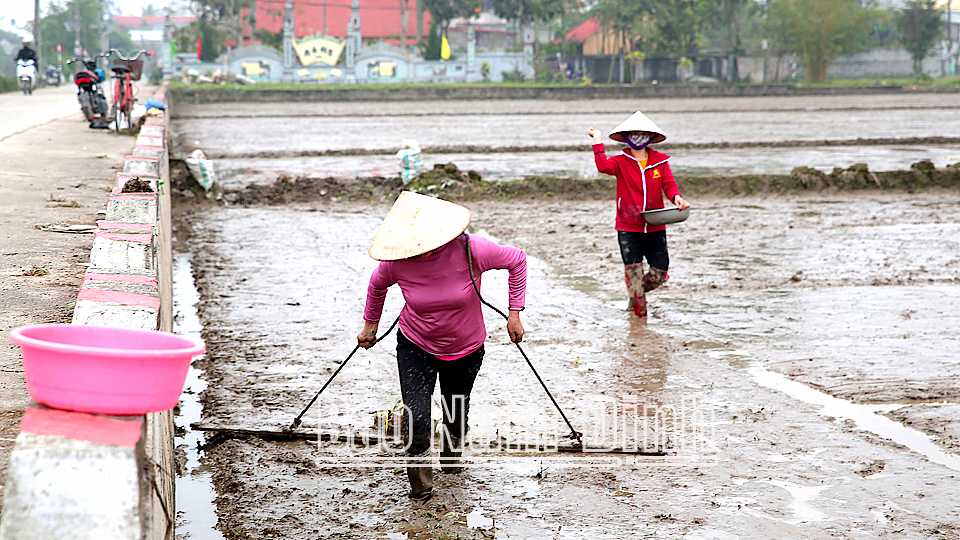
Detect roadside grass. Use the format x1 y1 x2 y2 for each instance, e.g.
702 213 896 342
0 76 20 93
805 75 960 88
169 75 960 93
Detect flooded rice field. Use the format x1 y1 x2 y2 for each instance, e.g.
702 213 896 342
173 93 960 189
171 93 960 539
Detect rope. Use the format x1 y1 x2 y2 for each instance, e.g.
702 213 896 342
463 234 583 444
289 315 400 431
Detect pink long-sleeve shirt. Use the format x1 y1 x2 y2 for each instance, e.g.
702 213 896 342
363 234 527 359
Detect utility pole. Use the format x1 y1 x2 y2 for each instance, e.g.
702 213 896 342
74 0 82 56
950 0 955 76
282 0 294 82
34 0 42 70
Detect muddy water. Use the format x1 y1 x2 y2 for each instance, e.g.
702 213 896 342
177 106 960 156
172 253 226 540
172 94 960 539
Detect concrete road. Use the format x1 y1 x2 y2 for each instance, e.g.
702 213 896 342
0 84 87 142
0 85 135 509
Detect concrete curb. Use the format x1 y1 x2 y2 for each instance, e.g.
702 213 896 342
0 83 177 540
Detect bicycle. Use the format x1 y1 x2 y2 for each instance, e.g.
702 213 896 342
107 49 152 133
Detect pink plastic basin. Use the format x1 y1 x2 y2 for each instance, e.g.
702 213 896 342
9 324 205 415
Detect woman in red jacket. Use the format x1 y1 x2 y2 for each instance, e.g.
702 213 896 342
588 111 690 319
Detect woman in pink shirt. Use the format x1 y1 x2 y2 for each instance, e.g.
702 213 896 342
358 192 527 500
588 111 690 319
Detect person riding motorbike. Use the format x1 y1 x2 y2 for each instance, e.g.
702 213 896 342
15 41 37 63
15 41 37 94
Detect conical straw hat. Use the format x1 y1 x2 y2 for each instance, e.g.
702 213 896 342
368 191 471 261
609 111 667 144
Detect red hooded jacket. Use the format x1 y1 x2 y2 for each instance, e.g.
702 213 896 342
593 144 682 233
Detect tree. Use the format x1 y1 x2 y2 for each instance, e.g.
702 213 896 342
252 28 281 50
197 12 221 61
766 0 876 82
489 0 567 35
646 0 708 59
424 21 441 59
868 10 898 48
712 0 750 82
895 0 943 76
591 0 655 83
192 0 253 48
490 0 567 79
420 0 476 38
0 29 24 77
399 0 408 53
40 0 112 63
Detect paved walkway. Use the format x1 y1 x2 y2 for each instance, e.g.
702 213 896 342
0 85 139 507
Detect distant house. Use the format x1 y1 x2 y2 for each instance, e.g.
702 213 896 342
563 16 641 83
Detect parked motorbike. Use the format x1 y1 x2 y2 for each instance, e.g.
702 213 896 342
66 55 109 126
44 64 62 87
16 59 36 95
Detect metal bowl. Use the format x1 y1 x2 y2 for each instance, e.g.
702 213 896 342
641 206 691 225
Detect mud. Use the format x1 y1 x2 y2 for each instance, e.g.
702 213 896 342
171 93 960 539
173 191 960 540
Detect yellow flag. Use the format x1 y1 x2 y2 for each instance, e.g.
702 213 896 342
441 35 450 60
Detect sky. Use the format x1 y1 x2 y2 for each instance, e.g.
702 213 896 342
1 0 185 40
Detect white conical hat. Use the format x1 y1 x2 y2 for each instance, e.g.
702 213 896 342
609 111 667 144
368 191 471 261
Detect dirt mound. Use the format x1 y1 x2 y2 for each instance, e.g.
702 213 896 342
684 160 960 194
172 160 960 207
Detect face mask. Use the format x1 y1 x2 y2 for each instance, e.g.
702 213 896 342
625 133 653 151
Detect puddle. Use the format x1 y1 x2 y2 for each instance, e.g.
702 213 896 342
750 364 960 472
173 252 225 540
466 508 495 529
766 480 828 524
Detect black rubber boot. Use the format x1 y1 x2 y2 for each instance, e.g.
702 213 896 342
406 449 434 500
440 434 463 474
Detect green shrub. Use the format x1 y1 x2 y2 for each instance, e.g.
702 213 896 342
0 76 20 93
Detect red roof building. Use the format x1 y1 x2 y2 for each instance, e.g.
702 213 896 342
250 0 432 40
562 15 633 56
563 16 599 43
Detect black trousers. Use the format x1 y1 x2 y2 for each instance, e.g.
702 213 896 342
396 329 484 455
617 229 669 270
